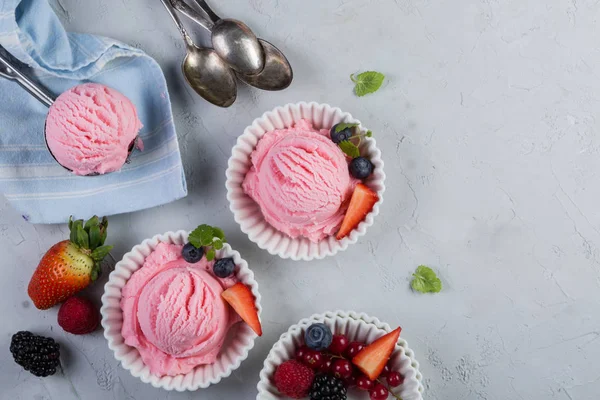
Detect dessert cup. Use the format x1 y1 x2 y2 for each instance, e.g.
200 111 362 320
226 102 386 261
257 310 424 400
100 230 261 391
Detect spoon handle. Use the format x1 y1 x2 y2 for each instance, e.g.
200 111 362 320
170 0 213 31
193 0 220 22
0 48 54 107
159 0 195 48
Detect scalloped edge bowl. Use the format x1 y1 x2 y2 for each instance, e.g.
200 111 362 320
257 310 424 399
100 230 262 391
225 102 386 261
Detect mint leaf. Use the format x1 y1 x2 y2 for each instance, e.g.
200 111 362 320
339 141 360 158
335 122 359 133
213 239 223 250
351 71 385 97
366 130 373 137
411 266 442 293
189 224 214 247
206 248 216 261
212 227 225 241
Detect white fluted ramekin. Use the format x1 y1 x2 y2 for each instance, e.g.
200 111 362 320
225 102 386 261
257 310 424 400
100 230 262 391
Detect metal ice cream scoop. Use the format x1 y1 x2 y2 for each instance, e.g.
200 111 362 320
0 47 138 176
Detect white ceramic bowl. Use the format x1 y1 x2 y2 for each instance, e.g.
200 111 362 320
225 102 386 261
100 230 262 391
257 310 424 400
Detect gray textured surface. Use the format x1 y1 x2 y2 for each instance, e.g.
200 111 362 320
1 0 600 399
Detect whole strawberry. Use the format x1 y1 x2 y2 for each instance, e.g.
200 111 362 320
274 360 315 399
28 216 112 310
58 297 99 335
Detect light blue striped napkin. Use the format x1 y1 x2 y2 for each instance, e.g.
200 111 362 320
0 0 187 224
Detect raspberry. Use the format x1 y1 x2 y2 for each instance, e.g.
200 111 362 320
274 360 315 399
57 297 99 335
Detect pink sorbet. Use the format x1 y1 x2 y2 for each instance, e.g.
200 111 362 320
242 119 357 242
121 242 238 377
45 83 142 176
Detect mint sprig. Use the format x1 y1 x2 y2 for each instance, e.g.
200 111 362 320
188 224 227 261
411 265 442 293
351 71 385 97
334 124 374 158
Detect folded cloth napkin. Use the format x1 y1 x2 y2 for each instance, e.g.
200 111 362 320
0 0 187 224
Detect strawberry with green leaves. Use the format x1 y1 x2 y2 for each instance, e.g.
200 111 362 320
28 216 113 310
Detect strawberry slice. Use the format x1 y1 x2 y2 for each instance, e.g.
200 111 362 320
222 283 262 336
336 183 379 240
352 327 401 380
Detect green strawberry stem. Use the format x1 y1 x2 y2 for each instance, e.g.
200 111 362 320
68 215 113 281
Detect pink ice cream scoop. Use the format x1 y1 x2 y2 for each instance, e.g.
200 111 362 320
242 119 357 242
121 242 239 377
45 83 143 176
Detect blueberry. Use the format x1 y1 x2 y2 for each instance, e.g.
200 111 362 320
182 242 203 263
349 157 374 179
330 124 352 144
305 323 333 351
213 257 235 278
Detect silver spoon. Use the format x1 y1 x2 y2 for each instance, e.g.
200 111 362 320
172 0 293 91
192 0 265 75
160 0 237 107
0 48 138 176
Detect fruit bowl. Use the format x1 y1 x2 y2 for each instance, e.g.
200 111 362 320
257 310 424 400
225 102 386 261
100 230 262 391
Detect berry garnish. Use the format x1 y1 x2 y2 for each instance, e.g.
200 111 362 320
10 331 60 377
302 350 324 369
356 374 374 390
345 341 365 358
336 184 379 240
345 373 358 387
328 334 350 355
380 363 391 378
274 360 315 399
387 371 404 387
57 296 99 335
352 327 401 380
331 359 353 379
330 123 353 144
213 257 235 278
296 346 310 361
318 354 334 373
188 224 226 261
349 156 374 179
221 283 262 336
305 323 333 351
309 374 347 400
182 242 203 263
369 383 389 400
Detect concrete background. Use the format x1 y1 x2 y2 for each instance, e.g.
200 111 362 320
2 0 600 398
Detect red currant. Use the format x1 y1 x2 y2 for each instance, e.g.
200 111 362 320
369 383 389 400
387 371 404 387
318 354 333 373
345 341 365 359
295 346 309 361
328 334 350 354
302 350 323 369
380 363 391 377
331 359 353 379
345 373 358 387
356 374 374 390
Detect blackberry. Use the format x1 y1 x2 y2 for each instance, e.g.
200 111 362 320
10 331 60 377
309 374 347 400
